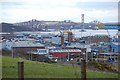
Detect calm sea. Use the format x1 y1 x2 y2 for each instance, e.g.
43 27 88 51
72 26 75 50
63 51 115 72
71 29 118 38
14 25 119 38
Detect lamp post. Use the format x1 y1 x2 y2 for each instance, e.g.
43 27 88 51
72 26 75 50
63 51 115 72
12 41 15 58
81 59 86 80
68 52 70 61
85 51 88 63
12 46 14 57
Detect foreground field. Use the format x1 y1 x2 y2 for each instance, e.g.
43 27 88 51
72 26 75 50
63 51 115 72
2 56 118 78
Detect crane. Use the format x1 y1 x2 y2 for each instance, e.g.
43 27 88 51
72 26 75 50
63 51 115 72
96 24 112 52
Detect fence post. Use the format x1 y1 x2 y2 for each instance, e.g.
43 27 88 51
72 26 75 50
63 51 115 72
18 62 24 80
81 59 86 80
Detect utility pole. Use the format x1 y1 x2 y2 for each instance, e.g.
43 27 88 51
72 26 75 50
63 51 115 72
18 62 24 80
12 41 15 58
12 47 14 58
85 52 88 63
81 59 86 80
68 52 70 61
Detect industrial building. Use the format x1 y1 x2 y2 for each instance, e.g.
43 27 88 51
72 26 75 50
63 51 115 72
12 41 45 57
106 42 120 53
49 49 81 61
51 30 74 47
63 30 74 43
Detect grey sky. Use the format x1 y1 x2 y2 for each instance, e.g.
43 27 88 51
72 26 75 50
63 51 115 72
76 2 117 10
0 0 119 23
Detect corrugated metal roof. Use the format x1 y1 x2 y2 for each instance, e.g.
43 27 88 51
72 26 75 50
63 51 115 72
13 41 44 47
50 49 81 52
66 43 90 48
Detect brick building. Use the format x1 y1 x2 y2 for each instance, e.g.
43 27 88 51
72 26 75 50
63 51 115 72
82 35 110 43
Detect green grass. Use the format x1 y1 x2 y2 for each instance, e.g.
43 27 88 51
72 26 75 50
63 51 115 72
2 56 118 78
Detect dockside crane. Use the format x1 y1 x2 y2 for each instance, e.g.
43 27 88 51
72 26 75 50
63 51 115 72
96 24 112 52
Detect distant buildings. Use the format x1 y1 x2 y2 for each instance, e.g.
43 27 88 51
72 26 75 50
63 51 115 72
51 30 74 46
0 28 119 63
52 35 61 45
81 35 110 44
104 26 118 29
107 42 120 53
2 42 13 50
0 33 16 40
63 30 74 43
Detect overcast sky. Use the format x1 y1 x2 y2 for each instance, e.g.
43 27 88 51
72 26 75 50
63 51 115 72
0 0 119 23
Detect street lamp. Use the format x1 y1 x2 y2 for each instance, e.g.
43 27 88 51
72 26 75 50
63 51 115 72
12 41 15 58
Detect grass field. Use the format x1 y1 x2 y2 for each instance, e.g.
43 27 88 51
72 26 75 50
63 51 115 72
2 56 118 78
